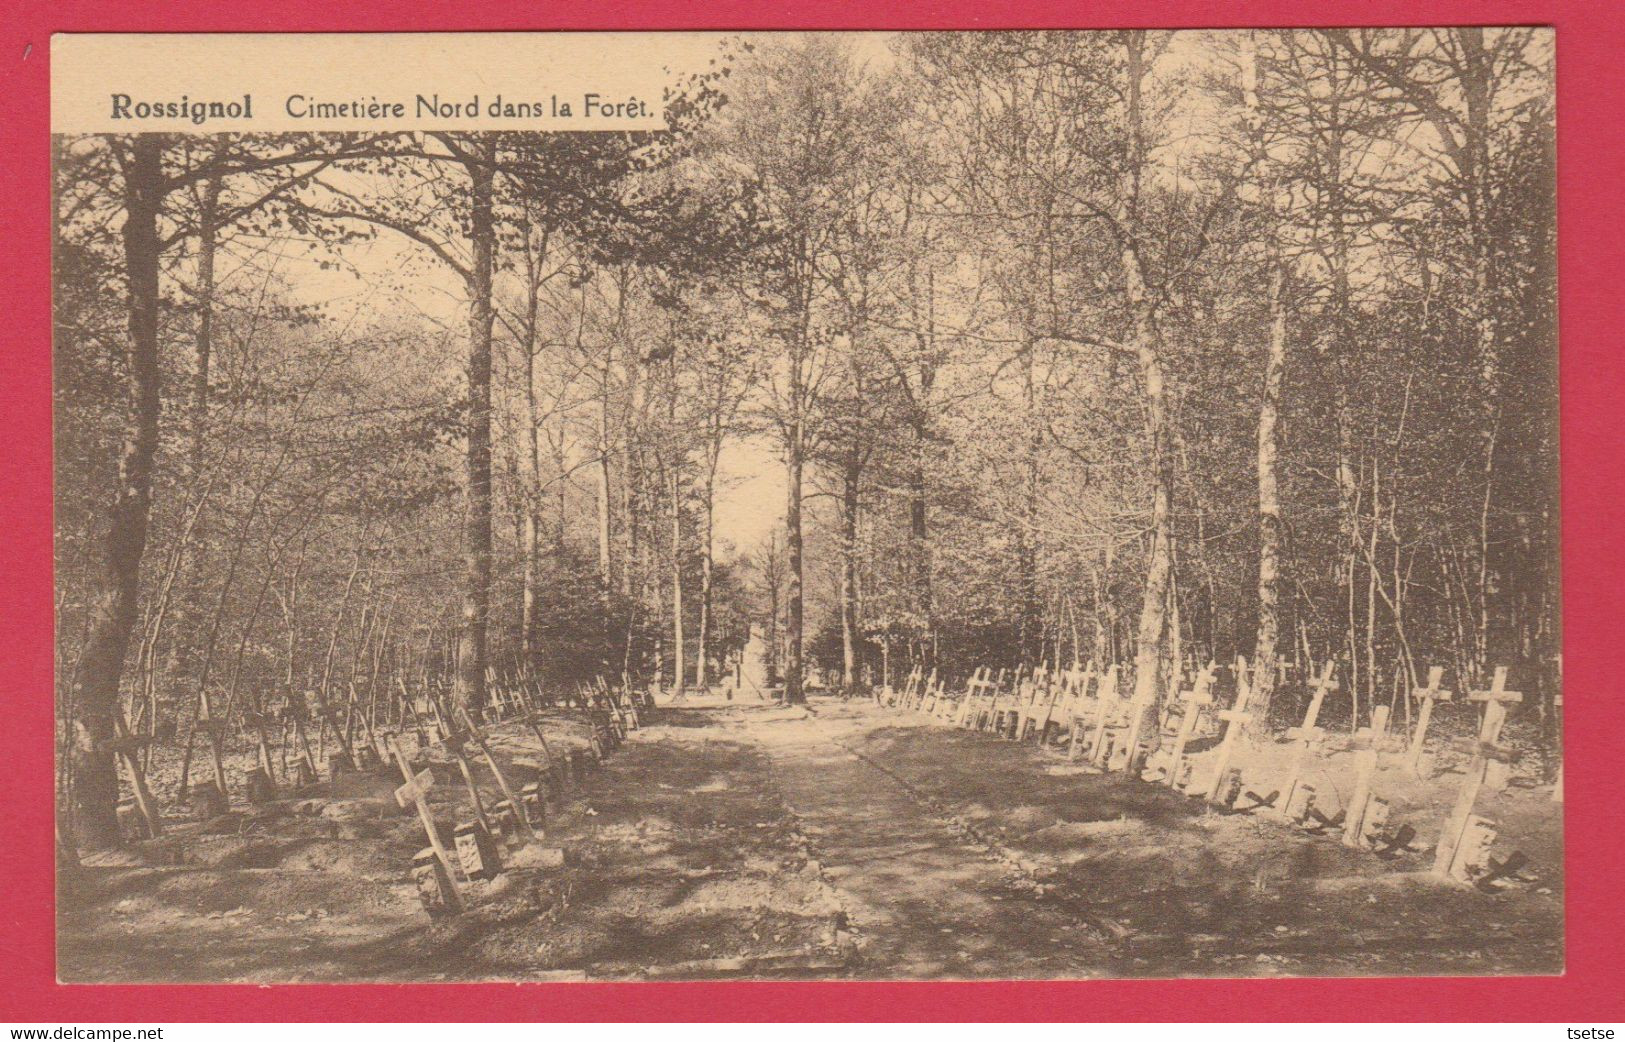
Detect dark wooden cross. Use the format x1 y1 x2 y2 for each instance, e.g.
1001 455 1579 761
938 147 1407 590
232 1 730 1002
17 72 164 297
511 682 558 775
391 734 463 913
427 697 493 835
108 710 162 838
191 685 232 800
457 705 536 842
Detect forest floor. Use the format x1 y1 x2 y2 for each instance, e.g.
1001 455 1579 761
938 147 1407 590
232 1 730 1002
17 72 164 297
57 693 1562 982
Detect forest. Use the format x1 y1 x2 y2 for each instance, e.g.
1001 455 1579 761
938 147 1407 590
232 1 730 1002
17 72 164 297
54 29 1558 856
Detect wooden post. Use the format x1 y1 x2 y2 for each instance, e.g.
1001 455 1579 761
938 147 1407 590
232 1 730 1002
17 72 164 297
1341 704 1389 847
1280 661 1337 820
391 734 463 913
195 687 230 799
513 683 557 772
1087 664 1122 767
1164 663 1215 788
458 706 536 841
1434 694 1514 880
431 702 493 835
1204 656 1254 802
291 691 319 775
1405 666 1452 775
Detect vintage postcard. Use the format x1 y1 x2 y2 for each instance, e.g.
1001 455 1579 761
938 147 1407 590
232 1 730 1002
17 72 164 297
51 28 1560 983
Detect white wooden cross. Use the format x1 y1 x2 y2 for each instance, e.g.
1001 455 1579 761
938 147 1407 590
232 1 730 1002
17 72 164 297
1434 690 1514 880
1341 704 1390 847
1203 656 1255 803
1164 662 1216 789
952 667 982 727
948 668 967 726
1019 666 1045 739
1087 664 1122 767
1062 663 1094 758
984 668 1009 732
1468 666 1523 722
1405 666 1453 774
924 671 947 716
1062 661 1097 754
1016 666 1049 739
915 667 938 712
1038 663 1080 740
1280 660 1337 820
936 671 955 720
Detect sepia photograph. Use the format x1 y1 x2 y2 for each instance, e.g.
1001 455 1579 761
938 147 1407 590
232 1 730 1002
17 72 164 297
51 28 1561 984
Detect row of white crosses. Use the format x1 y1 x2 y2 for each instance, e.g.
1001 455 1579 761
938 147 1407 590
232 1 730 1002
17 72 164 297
1254 660 1534 881
883 648 1544 887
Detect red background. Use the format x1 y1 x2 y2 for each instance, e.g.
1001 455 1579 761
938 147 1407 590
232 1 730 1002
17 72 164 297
1 0 1619 1022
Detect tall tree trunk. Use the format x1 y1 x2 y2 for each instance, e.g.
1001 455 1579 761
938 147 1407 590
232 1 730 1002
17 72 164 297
190 174 220 475
1245 36 1287 730
840 452 862 691
596 334 615 596
1459 27 1500 678
521 328 541 664
455 139 495 714
1251 262 1288 730
785 436 806 704
909 418 933 666
670 458 685 697
765 533 782 686
695 458 717 690
1121 34 1175 719
1019 343 1043 664
70 136 163 850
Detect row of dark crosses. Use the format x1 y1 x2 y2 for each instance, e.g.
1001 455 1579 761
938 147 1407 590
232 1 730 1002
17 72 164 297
106 666 623 844
879 657 1552 891
393 676 634 917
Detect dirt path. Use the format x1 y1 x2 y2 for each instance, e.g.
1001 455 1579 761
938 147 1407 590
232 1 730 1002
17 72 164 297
741 704 1117 978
